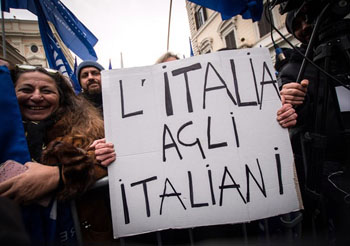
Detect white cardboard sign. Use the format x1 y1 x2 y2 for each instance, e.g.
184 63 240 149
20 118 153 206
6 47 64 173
102 48 302 239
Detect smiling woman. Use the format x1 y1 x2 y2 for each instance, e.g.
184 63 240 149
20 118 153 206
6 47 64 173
15 71 60 121
0 65 117 244
7 65 117 198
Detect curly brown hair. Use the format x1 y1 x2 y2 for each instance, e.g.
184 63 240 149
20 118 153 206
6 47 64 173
12 66 105 143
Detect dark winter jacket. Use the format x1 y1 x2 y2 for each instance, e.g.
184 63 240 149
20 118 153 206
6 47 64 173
278 44 349 167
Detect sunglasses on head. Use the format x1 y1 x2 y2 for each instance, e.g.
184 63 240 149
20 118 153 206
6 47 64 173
16 64 59 75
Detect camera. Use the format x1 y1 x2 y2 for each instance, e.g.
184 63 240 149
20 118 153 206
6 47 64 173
275 0 350 21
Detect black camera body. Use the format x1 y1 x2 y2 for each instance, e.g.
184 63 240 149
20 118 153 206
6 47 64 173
277 0 350 21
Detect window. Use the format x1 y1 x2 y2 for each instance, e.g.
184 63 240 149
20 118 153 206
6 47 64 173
31 45 38 53
218 20 237 49
195 7 207 30
258 3 273 38
199 38 213 54
225 30 237 49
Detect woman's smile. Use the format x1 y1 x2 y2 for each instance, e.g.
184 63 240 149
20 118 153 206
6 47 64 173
15 71 60 121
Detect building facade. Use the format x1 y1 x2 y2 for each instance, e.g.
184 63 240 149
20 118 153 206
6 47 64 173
0 18 74 68
0 35 27 64
186 1 300 61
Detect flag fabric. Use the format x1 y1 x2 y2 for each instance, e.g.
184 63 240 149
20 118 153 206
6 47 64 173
189 37 194 57
188 0 263 21
0 66 31 164
109 58 112 70
33 0 76 87
70 56 81 94
21 200 78 245
1 0 37 13
73 56 78 73
1 0 98 61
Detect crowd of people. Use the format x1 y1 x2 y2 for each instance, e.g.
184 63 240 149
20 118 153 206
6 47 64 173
0 8 349 246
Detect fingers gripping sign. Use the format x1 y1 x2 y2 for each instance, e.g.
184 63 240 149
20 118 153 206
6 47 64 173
280 79 309 106
277 104 298 128
89 138 117 167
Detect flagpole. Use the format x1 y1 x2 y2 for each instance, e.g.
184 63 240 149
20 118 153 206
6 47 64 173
1 5 7 58
166 0 172 51
120 52 124 68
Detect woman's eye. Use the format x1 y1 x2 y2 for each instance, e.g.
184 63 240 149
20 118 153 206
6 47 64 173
42 89 53 94
18 88 32 93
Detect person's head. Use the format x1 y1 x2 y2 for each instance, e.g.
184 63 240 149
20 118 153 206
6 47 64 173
155 52 180 64
12 65 77 122
76 61 104 95
286 10 313 44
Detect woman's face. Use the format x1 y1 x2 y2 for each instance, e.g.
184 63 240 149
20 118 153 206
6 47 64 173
15 71 60 121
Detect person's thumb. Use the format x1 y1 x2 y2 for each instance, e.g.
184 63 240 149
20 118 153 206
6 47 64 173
301 79 309 88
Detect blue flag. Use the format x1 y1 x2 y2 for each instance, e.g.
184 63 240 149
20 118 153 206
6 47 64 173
32 0 78 92
0 66 31 164
1 0 37 13
70 56 81 94
1 0 98 61
73 56 78 73
109 58 112 70
188 0 263 21
189 37 194 57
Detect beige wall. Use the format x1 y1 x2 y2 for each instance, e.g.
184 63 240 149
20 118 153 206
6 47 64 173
235 16 259 47
0 18 74 68
1 19 47 66
186 1 300 61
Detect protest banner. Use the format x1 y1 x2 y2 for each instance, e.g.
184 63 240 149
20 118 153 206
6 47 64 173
102 48 302 239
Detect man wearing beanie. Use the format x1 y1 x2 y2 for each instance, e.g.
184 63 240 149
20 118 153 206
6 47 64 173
76 60 105 113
